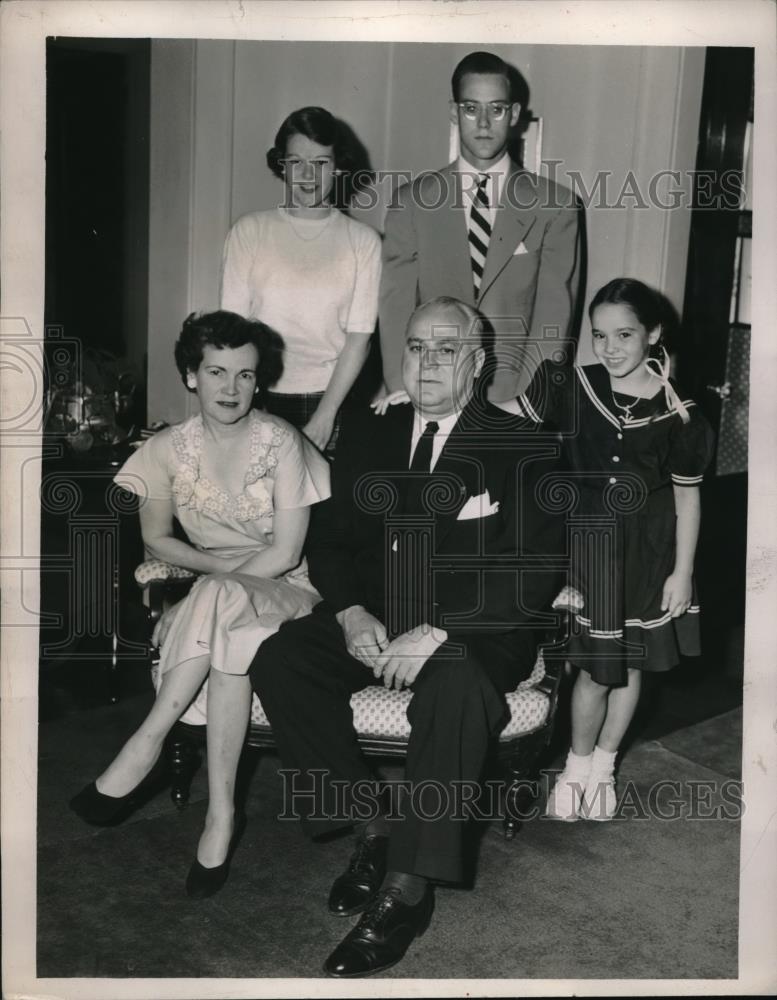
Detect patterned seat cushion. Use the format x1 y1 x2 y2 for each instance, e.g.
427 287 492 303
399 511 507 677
144 554 556 741
249 649 550 741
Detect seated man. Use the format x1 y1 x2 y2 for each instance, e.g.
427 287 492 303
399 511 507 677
250 296 564 977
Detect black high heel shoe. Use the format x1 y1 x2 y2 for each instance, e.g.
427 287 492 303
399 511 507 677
69 759 168 827
69 782 138 826
185 813 247 900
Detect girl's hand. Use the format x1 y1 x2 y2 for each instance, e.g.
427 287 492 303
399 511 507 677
661 571 693 617
152 600 183 648
552 585 585 612
371 390 410 415
303 408 336 452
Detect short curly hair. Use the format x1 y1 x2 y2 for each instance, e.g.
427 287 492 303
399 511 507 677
174 310 284 405
266 106 373 209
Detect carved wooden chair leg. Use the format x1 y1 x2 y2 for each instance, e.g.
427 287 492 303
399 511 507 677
165 726 201 810
502 732 546 839
503 778 538 840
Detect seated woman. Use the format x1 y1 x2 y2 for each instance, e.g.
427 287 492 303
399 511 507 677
70 310 330 897
220 105 380 453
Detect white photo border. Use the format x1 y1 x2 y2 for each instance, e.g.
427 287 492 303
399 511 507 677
2 2 776 997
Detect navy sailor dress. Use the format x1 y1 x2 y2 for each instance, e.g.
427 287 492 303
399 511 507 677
518 361 716 685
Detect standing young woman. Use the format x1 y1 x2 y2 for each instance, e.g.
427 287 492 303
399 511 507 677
220 106 380 453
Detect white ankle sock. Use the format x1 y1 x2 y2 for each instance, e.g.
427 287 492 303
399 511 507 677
589 745 617 777
565 749 593 776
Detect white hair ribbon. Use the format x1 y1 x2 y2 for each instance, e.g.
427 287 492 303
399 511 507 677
645 346 690 424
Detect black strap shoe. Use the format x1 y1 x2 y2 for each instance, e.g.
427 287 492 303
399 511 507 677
324 886 434 977
328 834 389 917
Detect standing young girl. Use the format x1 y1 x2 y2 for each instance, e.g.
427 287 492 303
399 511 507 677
516 277 715 821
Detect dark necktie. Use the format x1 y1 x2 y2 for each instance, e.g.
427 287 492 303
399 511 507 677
403 420 439 516
410 420 440 473
395 421 440 628
468 173 491 299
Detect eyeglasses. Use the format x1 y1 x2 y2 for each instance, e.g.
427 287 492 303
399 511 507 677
456 101 513 122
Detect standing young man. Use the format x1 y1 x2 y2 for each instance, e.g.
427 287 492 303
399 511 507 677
379 50 582 402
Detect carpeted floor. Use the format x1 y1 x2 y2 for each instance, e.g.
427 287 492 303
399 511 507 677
37 684 742 981
32 460 748 984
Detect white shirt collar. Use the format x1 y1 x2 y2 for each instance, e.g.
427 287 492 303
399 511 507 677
456 151 511 207
409 409 462 472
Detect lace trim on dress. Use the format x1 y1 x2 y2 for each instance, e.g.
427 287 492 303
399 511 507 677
170 412 285 522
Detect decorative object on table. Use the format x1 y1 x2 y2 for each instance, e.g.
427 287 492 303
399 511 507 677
45 347 143 454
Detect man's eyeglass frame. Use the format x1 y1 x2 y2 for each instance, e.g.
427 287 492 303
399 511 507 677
456 101 514 122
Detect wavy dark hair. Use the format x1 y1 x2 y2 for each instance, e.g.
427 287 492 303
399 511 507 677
265 106 373 209
174 310 284 405
588 278 664 329
588 277 680 355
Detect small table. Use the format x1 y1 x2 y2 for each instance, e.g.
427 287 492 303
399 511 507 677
39 438 147 703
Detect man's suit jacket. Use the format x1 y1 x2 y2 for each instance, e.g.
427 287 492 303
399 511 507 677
306 396 565 649
379 161 582 394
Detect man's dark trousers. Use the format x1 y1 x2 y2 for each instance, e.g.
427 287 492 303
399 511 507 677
251 607 537 883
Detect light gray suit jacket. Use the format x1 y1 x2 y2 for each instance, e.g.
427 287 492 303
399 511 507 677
379 161 582 397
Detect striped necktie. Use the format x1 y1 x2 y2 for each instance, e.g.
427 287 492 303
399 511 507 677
468 173 491 299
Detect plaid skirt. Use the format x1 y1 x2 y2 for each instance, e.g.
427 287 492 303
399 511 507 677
264 391 340 455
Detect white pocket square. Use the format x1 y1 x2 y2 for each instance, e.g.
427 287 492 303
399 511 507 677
513 241 529 255
457 490 500 521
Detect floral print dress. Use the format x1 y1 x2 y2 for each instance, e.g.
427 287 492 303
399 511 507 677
115 410 330 722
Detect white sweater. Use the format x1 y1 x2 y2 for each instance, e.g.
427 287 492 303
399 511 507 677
220 208 381 393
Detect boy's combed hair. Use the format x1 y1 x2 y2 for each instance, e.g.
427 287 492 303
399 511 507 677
451 51 512 101
265 106 373 209
174 310 284 403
